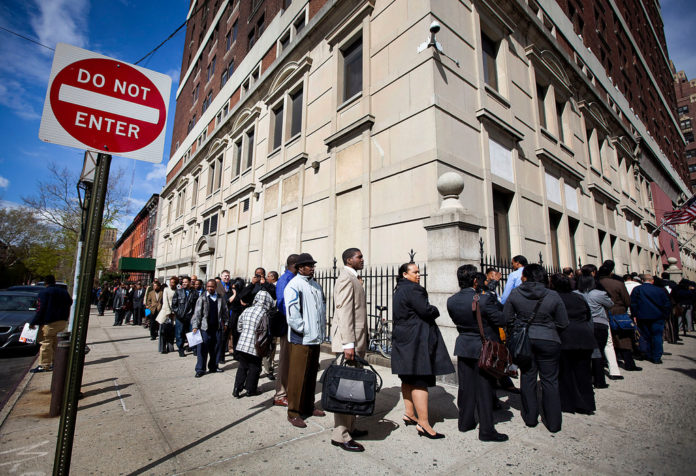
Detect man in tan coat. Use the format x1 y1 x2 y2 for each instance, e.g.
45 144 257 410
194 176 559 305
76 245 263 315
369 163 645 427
330 248 368 452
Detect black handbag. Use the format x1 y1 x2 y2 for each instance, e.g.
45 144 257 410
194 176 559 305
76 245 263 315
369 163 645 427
507 295 545 367
320 354 382 416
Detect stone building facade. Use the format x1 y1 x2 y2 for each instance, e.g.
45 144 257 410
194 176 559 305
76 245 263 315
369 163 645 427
155 0 692 282
674 69 696 190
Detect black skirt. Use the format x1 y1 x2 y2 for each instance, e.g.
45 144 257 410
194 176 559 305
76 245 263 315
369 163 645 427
399 374 436 387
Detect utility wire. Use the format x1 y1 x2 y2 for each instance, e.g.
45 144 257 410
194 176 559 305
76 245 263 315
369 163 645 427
0 25 54 51
134 0 210 65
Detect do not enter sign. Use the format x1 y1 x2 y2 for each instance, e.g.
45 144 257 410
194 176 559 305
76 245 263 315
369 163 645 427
39 43 171 163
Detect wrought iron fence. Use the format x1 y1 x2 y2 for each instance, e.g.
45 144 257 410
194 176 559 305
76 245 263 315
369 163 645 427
314 250 427 355
479 238 562 293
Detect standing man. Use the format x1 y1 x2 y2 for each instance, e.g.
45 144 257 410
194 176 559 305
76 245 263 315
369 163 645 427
330 248 368 452
631 274 671 364
174 277 197 357
131 282 146 326
218 270 235 364
500 255 528 304
29 275 72 373
272 254 299 407
191 279 229 378
146 281 163 340
262 271 279 380
240 268 277 305
124 283 135 324
284 253 326 428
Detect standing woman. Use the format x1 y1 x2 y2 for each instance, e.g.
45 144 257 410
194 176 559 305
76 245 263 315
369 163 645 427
234 290 274 397
391 262 454 439
577 270 614 389
504 264 568 433
550 274 596 414
447 266 508 442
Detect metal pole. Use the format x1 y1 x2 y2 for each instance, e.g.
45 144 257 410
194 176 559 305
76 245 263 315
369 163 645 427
67 241 83 331
53 153 111 476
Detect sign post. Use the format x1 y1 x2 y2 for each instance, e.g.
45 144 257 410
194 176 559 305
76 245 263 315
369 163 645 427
53 152 111 476
38 43 170 475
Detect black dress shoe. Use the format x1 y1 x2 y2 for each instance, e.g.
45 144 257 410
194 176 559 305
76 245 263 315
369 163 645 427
625 366 642 371
653 359 663 364
195 372 205 378
213 368 224 373
416 425 445 439
179 350 186 357
594 383 609 389
331 439 365 452
350 429 368 438
233 388 241 398
246 390 261 396
479 431 509 442
607 375 624 380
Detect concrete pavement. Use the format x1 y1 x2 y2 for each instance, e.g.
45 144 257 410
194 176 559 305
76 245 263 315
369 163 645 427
1 306 696 475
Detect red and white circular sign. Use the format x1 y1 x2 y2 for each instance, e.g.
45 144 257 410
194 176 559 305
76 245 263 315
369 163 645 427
49 58 167 153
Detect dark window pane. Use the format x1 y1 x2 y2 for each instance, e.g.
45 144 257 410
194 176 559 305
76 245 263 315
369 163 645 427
246 129 255 169
273 105 284 149
233 20 238 41
234 140 242 175
210 214 218 233
203 218 210 235
342 36 362 101
295 16 305 34
537 83 547 128
291 88 303 137
481 32 498 90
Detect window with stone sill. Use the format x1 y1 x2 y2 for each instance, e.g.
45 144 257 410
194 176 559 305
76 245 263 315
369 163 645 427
341 35 362 102
481 31 499 91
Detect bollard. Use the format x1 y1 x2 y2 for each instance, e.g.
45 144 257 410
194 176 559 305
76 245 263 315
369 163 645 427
49 341 71 417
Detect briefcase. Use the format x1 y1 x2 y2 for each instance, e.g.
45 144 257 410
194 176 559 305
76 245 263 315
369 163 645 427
320 354 382 416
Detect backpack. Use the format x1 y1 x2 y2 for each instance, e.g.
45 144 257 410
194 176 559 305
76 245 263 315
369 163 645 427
254 311 272 357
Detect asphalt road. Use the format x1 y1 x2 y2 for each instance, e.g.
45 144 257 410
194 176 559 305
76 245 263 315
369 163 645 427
0 345 37 412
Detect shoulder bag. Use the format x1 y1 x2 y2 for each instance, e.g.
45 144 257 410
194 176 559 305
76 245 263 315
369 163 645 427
320 354 382 416
506 295 545 367
254 311 272 357
474 294 513 378
608 312 636 331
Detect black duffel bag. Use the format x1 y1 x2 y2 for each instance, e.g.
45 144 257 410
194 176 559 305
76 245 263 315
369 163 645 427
268 309 288 338
320 354 382 416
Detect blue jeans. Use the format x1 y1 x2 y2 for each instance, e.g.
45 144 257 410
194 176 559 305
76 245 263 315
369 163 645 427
175 319 191 350
637 319 665 363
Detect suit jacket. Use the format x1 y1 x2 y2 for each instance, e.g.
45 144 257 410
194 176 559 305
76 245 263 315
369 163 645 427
146 289 163 314
173 288 197 322
132 289 145 309
447 288 505 359
191 293 230 331
331 268 367 353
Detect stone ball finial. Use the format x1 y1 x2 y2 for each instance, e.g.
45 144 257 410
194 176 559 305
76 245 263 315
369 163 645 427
667 257 678 265
437 172 464 209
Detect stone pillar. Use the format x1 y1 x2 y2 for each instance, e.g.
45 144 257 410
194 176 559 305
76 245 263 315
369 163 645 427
665 257 683 283
423 172 482 366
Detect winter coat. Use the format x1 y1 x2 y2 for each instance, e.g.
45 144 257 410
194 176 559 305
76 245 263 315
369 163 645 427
157 287 177 324
557 291 595 350
236 291 274 357
391 279 454 376
191 292 230 331
630 283 671 320
503 282 569 343
284 274 326 345
30 285 72 326
599 277 631 315
447 288 506 360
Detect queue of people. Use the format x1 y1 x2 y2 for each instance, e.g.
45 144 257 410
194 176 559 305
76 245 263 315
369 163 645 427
95 251 693 453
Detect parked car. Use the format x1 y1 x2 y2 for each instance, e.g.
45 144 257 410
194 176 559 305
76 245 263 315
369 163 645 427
0 291 39 349
8 282 68 292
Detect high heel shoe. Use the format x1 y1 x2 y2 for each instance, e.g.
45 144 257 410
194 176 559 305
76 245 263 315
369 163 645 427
416 424 445 439
402 415 418 426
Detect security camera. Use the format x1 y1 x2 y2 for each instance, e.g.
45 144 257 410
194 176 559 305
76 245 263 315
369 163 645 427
430 21 441 34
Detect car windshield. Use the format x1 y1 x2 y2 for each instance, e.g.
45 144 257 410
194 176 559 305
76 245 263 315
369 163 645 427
0 295 38 311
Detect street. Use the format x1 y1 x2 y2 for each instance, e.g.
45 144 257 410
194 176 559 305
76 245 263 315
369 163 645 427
0 307 695 475
0 346 37 413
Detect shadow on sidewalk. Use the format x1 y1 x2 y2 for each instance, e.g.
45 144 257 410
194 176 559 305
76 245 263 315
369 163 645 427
79 394 132 411
667 367 696 380
126 404 270 475
88 336 152 345
85 355 129 366
81 383 132 398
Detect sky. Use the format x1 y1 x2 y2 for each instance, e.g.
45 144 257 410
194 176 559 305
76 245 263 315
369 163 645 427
0 0 189 232
0 0 694 235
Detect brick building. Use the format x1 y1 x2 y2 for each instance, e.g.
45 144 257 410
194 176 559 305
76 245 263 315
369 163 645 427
674 69 696 190
155 0 693 283
112 194 159 282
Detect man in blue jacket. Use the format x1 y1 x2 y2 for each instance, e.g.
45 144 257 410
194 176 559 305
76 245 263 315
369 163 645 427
29 275 73 373
272 254 298 407
630 274 671 364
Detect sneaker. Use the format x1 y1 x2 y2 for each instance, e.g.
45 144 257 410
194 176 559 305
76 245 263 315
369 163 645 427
29 365 48 373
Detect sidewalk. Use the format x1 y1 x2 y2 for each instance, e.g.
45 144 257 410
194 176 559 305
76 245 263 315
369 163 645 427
1 306 695 475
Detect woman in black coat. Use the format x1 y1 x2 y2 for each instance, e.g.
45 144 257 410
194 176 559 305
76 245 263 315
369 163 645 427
447 265 508 442
392 262 454 439
550 274 596 414
503 264 568 433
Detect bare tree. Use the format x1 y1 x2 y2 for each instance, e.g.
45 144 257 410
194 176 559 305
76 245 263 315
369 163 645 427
0 208 51 266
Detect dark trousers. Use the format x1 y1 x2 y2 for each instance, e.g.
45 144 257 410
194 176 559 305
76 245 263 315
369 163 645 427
457 357 496 436
592 324 609 387
217 326 231 364
637 319 665 363
287 343 320 419
97 301 106 315
617 348 638 370
124 309 133 324
132 306 144 326
149 313 160 339
196 328 222 373
520 339 562 432
175 318 191 350
158 321 175 353
559 349 595 414
234 352 262 393
113 309 125 326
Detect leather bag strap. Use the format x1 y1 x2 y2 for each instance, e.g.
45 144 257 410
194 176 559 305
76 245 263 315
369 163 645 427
472 294 486 344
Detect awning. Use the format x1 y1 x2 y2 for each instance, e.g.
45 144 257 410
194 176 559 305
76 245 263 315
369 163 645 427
118 257 156 272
